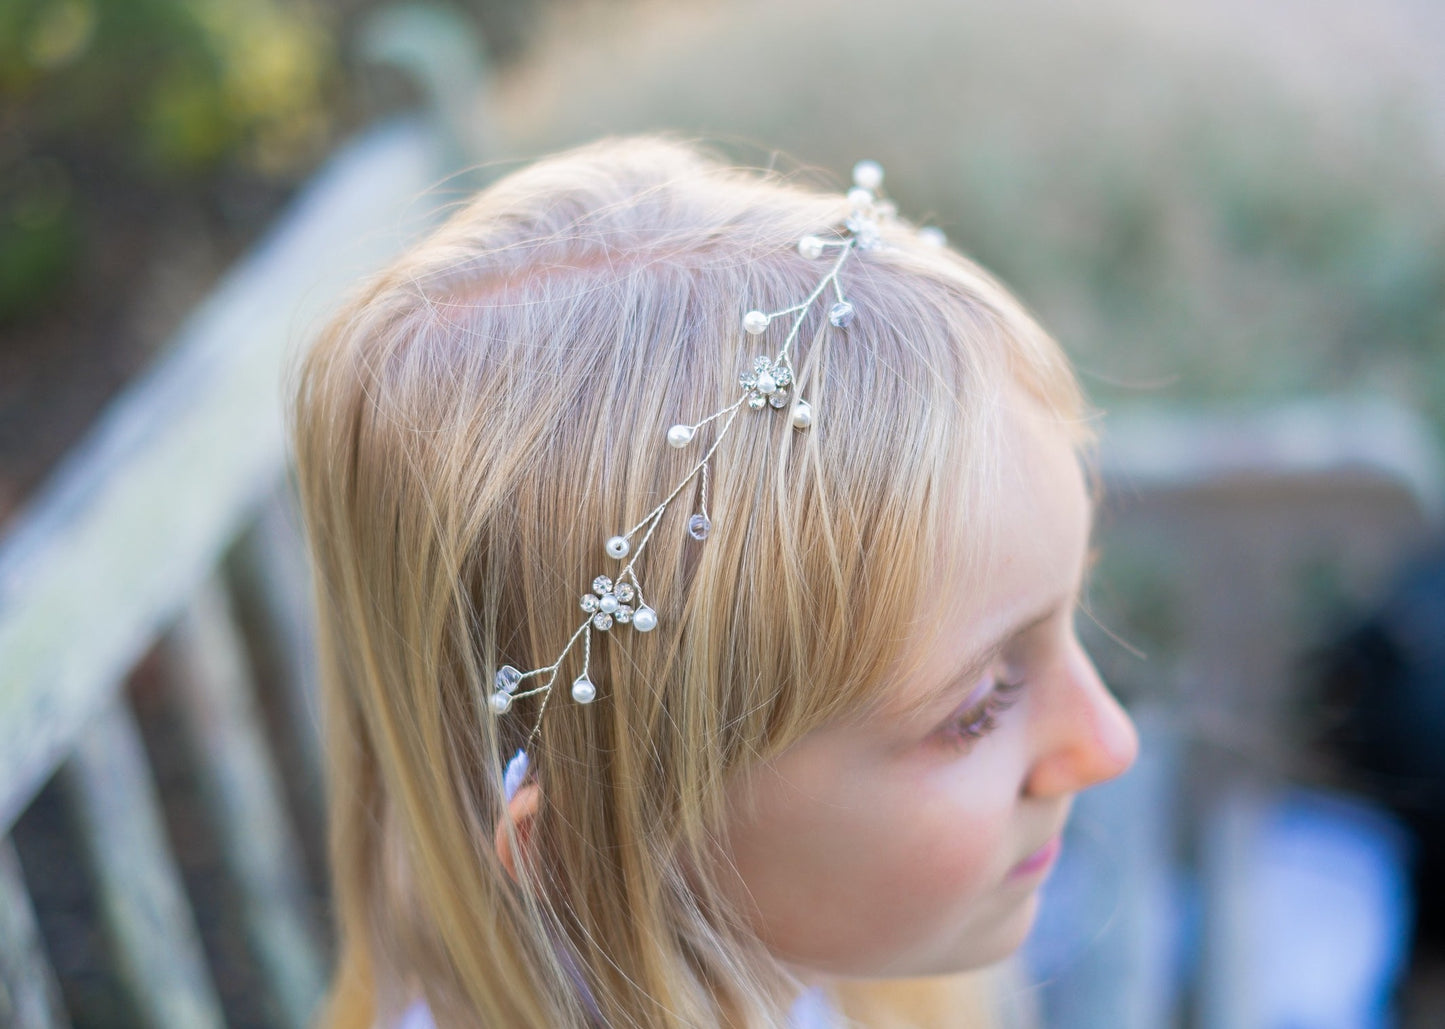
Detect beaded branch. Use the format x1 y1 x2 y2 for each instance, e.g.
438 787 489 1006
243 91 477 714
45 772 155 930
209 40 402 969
488 161 943 747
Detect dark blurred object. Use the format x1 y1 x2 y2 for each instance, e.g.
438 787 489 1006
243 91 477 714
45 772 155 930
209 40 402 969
1317 546 1445 944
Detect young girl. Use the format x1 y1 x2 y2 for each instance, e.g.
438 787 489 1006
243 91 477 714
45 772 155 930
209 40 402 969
291 137 1138 1029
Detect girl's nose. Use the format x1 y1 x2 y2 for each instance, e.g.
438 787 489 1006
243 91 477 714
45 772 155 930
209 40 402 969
1024 639 1139 799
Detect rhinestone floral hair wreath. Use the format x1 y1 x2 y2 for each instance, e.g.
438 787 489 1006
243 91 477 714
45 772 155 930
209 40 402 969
489 161 944 749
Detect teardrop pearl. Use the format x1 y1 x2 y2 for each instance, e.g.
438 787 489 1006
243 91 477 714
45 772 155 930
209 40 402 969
571 676 596 704
667 424 694 448
791 399 813 430
756 372 776 394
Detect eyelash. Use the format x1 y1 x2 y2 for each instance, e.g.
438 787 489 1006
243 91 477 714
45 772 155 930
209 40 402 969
941 677 1026 749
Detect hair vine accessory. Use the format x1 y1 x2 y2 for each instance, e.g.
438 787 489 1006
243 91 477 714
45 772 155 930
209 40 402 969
489 161 944 746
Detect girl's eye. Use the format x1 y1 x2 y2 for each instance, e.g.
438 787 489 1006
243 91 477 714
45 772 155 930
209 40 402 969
940 678 1025 750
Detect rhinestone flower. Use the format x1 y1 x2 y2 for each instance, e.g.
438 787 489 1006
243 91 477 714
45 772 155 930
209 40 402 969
740 356 793 411
581 576 636 632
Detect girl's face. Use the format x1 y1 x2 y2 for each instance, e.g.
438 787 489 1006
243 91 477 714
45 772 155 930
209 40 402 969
720 393 1139 979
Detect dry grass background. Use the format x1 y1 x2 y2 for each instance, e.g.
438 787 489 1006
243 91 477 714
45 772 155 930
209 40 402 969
490 0 1445 430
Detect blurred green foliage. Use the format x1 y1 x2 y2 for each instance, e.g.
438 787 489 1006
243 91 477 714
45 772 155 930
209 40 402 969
0 0 334 322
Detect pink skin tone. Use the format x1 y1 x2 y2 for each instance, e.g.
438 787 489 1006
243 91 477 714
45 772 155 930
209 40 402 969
718 394 1139 982
497 393 1138 990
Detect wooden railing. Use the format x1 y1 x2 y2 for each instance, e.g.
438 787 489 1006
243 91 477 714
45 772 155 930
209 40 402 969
0 116 452 1029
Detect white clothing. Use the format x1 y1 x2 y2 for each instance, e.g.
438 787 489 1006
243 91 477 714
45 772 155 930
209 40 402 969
395 986 836 1028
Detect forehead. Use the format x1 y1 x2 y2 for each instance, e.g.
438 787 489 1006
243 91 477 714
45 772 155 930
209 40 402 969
879 394 1093 719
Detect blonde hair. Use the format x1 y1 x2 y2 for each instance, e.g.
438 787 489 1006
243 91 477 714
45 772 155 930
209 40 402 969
291 137 1085 1029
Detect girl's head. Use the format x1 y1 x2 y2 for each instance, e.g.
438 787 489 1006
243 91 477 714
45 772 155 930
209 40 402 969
292 137 1137 1028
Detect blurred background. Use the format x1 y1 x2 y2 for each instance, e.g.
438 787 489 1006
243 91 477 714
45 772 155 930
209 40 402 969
1 1 1443 1027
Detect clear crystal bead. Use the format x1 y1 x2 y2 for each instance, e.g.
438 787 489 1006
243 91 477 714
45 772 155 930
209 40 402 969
688 514 712 540
614 582 635 603
615 605 634 623
828 301 855 328
592 575 613 595
592 612 614 631
581 593 599 612
495 665 522 693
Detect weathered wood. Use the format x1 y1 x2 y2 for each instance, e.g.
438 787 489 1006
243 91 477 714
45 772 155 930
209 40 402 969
64 702 226 1029
0 118 448 834
0 838 70 1029
165 574 326 1029
228 494 325 806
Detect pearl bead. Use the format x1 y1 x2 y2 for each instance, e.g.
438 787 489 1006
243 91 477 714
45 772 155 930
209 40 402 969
667 424 694 448
743 310 770 335
797 235 826 260
847 187 872 210
852 160 884 191
606 535 629 558
571 676 596 704
632 606 658 632
791 399 813 429
918 226 946 248
599 594 619 614
828 300 855 328
756 371 776 393
490 691 512 714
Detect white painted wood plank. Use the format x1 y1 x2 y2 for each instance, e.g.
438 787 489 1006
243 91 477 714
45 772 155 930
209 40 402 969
65 703 226 1029
0 118 447 833
165 575 326 1029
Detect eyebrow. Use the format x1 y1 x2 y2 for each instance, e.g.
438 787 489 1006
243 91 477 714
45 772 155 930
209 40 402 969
892 598 1067 723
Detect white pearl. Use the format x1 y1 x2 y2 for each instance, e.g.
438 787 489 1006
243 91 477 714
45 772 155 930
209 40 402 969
606 535 629 558
852 160 884 191
791 399 813 429
756 371 776 393
847 187 872 210
666 424 694 448
797 235 826 260
571 676 596 704
490 691 512 714
632 606 658 632
599 594 619 614
918 226 946 247
743 310 770 335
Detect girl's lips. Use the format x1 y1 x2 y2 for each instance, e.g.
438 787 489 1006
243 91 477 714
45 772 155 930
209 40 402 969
1010 835 1061 879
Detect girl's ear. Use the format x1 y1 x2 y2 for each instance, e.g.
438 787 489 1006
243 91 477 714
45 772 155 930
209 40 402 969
495 782 541 883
